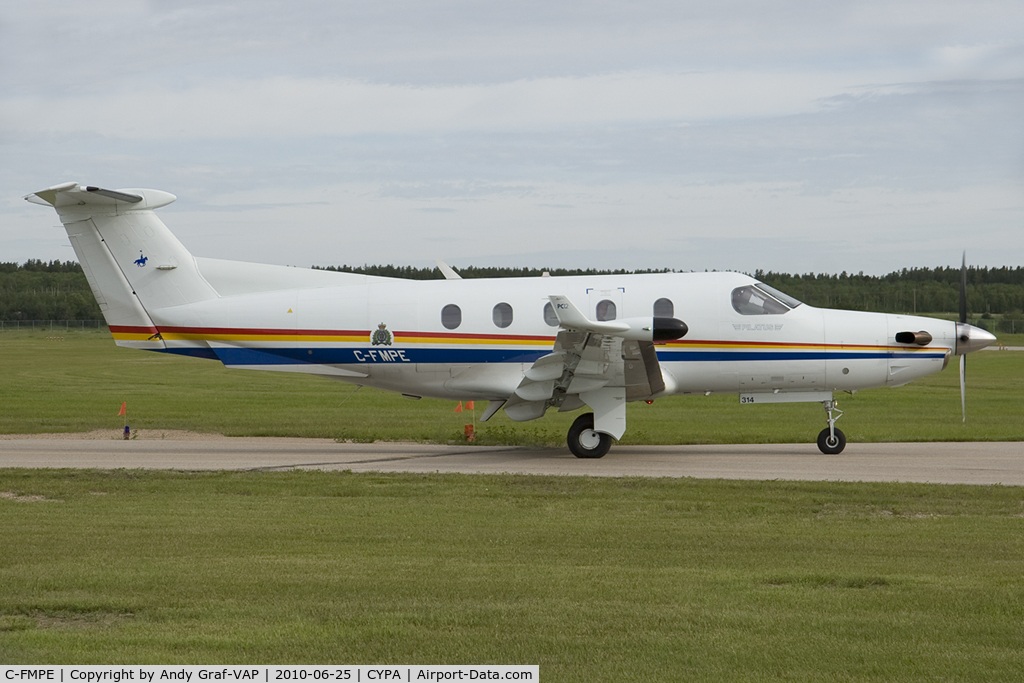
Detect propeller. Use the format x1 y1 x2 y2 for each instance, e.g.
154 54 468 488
953 256 998 422
959 252 967 422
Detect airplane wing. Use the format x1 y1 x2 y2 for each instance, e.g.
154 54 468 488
503 296 673 439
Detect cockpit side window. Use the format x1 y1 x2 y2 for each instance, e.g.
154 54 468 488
758 283 802 309
731 283 802 315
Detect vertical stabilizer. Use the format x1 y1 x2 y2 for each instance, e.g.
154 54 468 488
25 183 219 349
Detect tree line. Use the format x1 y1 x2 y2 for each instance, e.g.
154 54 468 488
3 259 1023 322
318 263 1024 319
0 260 103 321
753 268 1024 318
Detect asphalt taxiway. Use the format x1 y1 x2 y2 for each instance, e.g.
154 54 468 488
1 438 1021 485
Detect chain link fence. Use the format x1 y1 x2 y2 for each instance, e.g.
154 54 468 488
994 319 1021 334
0 320 107 331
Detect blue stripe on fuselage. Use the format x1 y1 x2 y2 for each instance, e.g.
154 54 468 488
158 345 948 366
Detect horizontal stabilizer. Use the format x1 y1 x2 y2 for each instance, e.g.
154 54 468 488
25 183 176 212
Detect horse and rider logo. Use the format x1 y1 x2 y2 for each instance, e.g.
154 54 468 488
134 251 148 267
371 322 393 346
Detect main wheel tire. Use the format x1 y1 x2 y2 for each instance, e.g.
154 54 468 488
567 413 613 459
817 427 846 455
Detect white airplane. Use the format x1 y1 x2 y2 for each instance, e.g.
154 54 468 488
26 182 997 457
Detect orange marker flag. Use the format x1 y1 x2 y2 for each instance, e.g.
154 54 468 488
453 401 463 413
465 401 474 410
117 401 127 416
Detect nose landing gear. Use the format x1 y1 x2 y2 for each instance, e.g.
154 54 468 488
817 399 846 454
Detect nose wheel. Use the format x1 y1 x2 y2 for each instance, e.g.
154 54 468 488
817 399 846 454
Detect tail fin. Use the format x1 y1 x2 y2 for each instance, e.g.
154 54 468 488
25 183 218 349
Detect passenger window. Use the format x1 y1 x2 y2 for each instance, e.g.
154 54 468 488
441 304 462 329
731 283 801 315
596 299 617 321
492 302 513 328
543 302 559 327
653 297 674 317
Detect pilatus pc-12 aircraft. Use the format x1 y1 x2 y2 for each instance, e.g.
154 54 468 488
27 183 997 457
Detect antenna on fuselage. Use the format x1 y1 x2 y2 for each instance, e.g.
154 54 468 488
436 260 462 280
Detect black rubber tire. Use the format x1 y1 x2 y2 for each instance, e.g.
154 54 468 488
817 427 846 455
567 413 613 459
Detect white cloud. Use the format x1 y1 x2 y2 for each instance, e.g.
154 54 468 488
16 62 1014 143
2 70 889 139
3 1 1024 274
147 179 1022 275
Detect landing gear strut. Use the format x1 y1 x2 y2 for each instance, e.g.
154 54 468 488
817 399 846 455
567 413 612 459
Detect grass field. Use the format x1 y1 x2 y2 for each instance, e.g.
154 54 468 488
2 330 1023 677
1 328 1022 445
1 470 1023 680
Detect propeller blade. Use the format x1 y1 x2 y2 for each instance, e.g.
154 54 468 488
959 251 967 324
959 252 967 422
960 354 966 423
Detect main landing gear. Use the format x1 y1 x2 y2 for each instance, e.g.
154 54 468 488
567 413 612 459
817 399 846 455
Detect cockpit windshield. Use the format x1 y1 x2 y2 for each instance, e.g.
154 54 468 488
731 282 802 315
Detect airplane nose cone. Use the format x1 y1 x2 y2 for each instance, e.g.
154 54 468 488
956 323 997 355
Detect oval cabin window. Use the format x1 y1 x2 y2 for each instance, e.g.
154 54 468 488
441 304 462 330
543 302 559 327
492 302 513 328
653 297 674 317
595 299 617 321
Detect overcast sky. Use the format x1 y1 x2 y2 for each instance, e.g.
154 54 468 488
2 1 1022 275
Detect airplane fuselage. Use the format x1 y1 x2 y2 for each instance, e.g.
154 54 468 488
119 269 954 401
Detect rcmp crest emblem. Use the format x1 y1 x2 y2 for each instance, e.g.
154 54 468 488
371 322 393 346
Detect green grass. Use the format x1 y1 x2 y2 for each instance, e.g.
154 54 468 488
1 329 1023 444
1 470 1022 679
3 330 1023 677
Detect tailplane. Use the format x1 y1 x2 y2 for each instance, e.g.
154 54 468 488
25 183 218 349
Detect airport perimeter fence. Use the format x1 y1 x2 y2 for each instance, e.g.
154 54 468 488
995 319 1021 334
975 318 1021 334
0 319 107 331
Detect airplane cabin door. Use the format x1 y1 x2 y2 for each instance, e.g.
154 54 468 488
587 287 625 322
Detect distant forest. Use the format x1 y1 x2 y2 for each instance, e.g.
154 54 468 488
3 259 1024 324
318 264 1024 320
0 260 103 321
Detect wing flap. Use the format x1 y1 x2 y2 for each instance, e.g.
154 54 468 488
514 379 556 402
524 353 566 381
